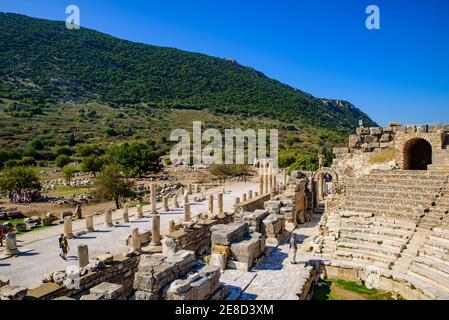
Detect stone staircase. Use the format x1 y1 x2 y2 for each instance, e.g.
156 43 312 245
317 169 449 299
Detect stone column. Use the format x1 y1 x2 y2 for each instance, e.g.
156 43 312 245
104 209 113 227
64 216 74 238
195 184 200 193
184 191 189 204
259 174 264 195
173 195 179 209
243 193 247 202
77 244 89 268
268 173 273 194
85 215 95 232
131 228 141 252
136 204 143 219
318 175 324 201
249 190 253 199
150 214 161 246
150 184 157 214
208 194 214 215
319 155 325 168
264 167 269 195
235 197 240 205
273 175 277 192
168 220 176 234
4 232 19 256
184 203 191 222
218 192 224 216
187 184 192 194
123 204 129 223
163 196 169 212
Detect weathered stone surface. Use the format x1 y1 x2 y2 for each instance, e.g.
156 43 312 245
264 200 282 215
263 214 285 238
210 223 249 246
379 133 391 142
96 253 113 264
210 253 227 271
80 293 105 300
333 147 349 155
134 291 160 300
369 127 383 135
133 250 196 296
0 285 27 300
90 282 125 300
241 209 269 233
229 233 265 271
167 265 221 300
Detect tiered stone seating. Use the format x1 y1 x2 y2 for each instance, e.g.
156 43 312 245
344 171 448 223
318 169 449 298
405 221 449 294
332 213 415 269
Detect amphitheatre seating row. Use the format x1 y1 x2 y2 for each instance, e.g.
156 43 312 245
321 170 449 299
332 213 415 269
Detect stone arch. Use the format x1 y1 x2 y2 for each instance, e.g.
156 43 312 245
403 138 432 170
312 167 339 182
395 132 443 170
311 167 339 209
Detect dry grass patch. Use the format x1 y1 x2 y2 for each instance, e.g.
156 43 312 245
369 146 396 164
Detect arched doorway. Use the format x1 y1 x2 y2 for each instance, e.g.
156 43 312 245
403 138 432 170
311 168 338 211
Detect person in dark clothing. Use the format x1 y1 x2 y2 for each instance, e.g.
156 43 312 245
58 234 69 260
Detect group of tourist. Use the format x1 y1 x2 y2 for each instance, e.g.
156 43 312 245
8 190 42 204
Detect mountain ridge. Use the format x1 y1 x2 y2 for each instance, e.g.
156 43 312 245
0 13 375 128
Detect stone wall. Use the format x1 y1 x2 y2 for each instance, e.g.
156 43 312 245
133 250 197 300
25 254 140 300
335 123 449 156
235 194 271 212
162 214 234 256
167 265 224 300
332 122 449 175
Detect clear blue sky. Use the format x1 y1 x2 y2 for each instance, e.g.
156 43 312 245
1 0 449 126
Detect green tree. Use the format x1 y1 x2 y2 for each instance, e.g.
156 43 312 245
93 164 135 209
62 165 77 182
0 166 41 194
278 150 298 168
55 155 71 168
56 146 73 156
28 139 45 151
81 155 107 176
288 153 319 173
110 141 161 177
19 156 36 166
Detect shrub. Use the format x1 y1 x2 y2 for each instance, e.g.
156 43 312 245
55 154 71 168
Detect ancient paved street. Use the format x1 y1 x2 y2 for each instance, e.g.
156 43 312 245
220 217 320 300
0 181 260 288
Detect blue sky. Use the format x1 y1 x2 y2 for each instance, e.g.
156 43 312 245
1 0 449 126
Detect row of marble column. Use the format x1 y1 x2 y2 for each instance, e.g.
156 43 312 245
62 184 229 253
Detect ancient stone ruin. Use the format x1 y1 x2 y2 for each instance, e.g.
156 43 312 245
3 123 449 300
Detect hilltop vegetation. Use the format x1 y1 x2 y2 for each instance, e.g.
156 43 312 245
0 13 376 169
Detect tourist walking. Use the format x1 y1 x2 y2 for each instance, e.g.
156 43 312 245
289 234 297 264
58 234 69 260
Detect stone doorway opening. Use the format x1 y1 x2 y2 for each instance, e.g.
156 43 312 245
403 138 432 170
